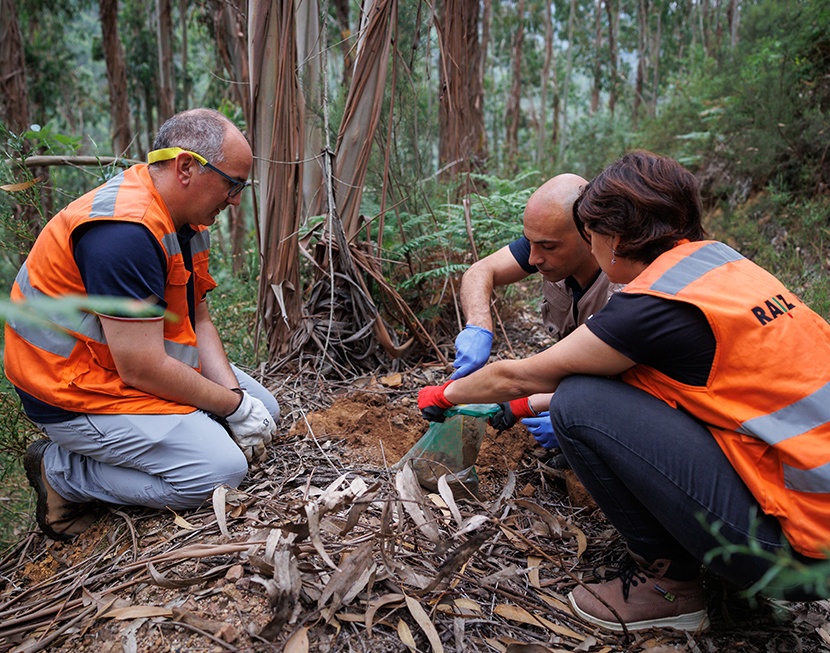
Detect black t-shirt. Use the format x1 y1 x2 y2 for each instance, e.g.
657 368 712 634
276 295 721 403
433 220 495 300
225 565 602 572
585 292 717 386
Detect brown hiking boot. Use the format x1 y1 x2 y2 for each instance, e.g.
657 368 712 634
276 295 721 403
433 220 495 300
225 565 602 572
568 554 710 632
24 439 100 541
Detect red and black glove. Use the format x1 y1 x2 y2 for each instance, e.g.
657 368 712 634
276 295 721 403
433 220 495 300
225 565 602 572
418 380 455 422
490 397 536 431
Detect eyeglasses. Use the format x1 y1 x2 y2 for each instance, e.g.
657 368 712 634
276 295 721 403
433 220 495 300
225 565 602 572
147 147 250 198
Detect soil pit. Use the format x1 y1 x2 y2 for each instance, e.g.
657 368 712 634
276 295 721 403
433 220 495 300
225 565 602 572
287 390 536 499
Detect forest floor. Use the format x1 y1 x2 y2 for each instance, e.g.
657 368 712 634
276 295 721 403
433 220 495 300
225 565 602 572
2 300 830 653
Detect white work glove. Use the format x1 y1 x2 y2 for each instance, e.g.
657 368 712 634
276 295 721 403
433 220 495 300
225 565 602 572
225 391 276 462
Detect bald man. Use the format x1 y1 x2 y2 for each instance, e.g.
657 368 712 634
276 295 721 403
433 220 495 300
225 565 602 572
450 174 619 447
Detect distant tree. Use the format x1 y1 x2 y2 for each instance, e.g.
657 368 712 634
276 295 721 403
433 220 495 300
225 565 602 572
211 0 250 121
210 0 250 273
121 0 159 156
606 0 619 114
590 0 603 113
0 0 47 252
504 0 525 173
332 0 353 88
558 0 577 161
436 0 487 181
633 0 648 126
179 0 191 107
99 0 134 157
537 0 555 162
156 0 175 120
0 0 30 137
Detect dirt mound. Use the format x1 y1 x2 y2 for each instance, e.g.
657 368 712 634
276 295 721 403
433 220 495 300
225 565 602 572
287 389 537 498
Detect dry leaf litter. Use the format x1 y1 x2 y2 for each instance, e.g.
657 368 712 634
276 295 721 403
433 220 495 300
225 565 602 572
2 335 830 652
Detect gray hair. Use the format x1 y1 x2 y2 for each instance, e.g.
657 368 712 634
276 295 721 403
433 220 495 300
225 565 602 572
151 108 232 164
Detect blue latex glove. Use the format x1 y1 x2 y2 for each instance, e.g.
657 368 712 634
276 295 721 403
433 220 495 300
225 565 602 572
522 412 559 449
450 325 494 380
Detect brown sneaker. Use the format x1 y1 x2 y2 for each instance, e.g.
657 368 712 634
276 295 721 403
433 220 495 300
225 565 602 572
568 555 710 632
24 439 100 541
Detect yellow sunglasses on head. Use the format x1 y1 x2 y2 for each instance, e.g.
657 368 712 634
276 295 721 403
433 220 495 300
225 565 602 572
148 147 250 198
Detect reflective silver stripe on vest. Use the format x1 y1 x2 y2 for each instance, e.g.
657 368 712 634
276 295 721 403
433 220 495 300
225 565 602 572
190 229 210 255
737 381 830 445
10 263 200 368
162 233 182 257
783 462 830 494
8 263 105 357
649 242 830 494
649 242 744 295
89 172 126 218
165 340 200 368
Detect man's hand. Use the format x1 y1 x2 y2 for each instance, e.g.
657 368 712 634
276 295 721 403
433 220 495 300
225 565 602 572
450 325 493 380
490 397 536 431
522 412 559 449
225 391 277 462
418 380 455 422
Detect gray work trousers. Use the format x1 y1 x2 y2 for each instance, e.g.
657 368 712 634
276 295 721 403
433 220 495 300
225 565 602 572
37 365 280 511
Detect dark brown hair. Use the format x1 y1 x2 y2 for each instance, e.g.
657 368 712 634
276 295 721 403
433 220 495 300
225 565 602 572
574 150 707 264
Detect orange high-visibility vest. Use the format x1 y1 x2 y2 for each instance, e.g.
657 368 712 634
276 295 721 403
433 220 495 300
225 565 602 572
622 240 830 558
4 164 216 415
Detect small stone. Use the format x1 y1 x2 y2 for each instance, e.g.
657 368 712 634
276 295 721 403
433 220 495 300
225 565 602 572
225 564 244 582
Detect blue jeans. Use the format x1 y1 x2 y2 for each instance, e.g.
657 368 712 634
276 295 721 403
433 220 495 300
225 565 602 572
550 375 826 601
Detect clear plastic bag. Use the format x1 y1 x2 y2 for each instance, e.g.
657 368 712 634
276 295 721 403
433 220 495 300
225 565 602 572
396 404 500 499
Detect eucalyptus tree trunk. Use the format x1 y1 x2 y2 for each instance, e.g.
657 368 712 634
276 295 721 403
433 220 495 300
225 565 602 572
333 0 396 240
651 10 661 117
480 0 491 96
591 0 603 114
212 0 250 121
99 0 133 157
0 0 43 252
606 0 619 115
727 0 739 47
633 0 648 127
537 0 553 164
249 0 305 360
332 0 353 88
156 0 175 120
504 0 525 174
179 0 190 107
701 0 711 57
212 0 251 273
0 0 30 137
296 0 324 218
558 0 576 162
436 0 486 181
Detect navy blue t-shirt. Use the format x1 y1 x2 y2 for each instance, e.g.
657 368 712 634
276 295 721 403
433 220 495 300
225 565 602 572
508 236 537 274
16 221 187 422
585 292 716 386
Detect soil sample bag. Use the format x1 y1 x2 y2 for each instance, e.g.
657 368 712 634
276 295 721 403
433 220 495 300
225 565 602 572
397 404 500 499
